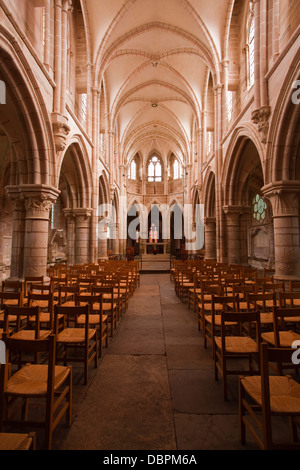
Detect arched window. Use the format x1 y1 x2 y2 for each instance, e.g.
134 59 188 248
248 13 255 87
173 159 181 179
130 159 136 180
128 158 138 180
148 156 162 182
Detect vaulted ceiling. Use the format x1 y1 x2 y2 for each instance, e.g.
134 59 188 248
82 0 231 166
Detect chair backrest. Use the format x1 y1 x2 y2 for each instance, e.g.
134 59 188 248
289 281 300 293
58 284 78 303
24 276 44 296
1 333 56 395
263 282 285 294
28 291 53 306
200 283 223 300
30 284 52 294
0 291 23 308
212 294 240 312
54 304 89 333
278 292 300 308
259 342 300 435
247 292 276 311
75 293 101 312
272 307 300 347
1 280 24 294
232 284 256 298
221 310 261 342
4 305 41 337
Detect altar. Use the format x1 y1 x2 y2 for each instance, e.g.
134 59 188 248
139 241 169 255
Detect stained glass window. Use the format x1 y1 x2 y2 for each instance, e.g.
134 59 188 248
252 194 266 222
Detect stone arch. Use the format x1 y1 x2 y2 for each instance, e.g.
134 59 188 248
51 141 93 265
267 49 300 182
202 169 216 259
222 131 274 267
203 169 216 218
0 27 55 187
58 140 92 210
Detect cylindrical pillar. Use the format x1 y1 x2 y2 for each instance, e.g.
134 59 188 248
22 186 59 277
263 182 300 279
73 209 92 264
223 206 244 265
6 187 26 279
204 217 217 260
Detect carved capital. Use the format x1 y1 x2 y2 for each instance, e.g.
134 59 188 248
52 113 71 152
251 105 271 143
262 181 300 217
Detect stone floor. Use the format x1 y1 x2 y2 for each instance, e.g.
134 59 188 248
45 273 291 451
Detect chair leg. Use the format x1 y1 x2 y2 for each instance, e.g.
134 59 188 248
239 378 246 445
67 367 72 428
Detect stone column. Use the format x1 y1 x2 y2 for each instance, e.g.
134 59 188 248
6 187 26 279
21 186 59 277
111 223 119 255
97 216 108 259
63 209 75 265
73 209 92 264
204 217 216 260
262 182 300 279
223 205 244 265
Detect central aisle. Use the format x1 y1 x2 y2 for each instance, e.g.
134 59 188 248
56 273 257 450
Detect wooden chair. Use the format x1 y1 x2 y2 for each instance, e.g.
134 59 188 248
247 292 277 330
4 305 53 365
1 280 24 296
58 285 79 307
203 294 239 356
239 343 300 449
197 283 223 332
0 292 24 332
24 276 44 298
232 284 255 311
91 285 118 336
4 306 51 341
76 293 109 357
279 292 300 309
0 333 72 450
214 310 261 400
27 292 55 330
0 432 36 450
261 307 300 349
54 304 98 385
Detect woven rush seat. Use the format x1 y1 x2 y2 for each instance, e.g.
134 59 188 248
6 363 70 396
259 312 274 324
204 314 236 327
10 330 52 341
0 313 26 323
241 375 300 414
262 330 300 348
0 432 36 450
2 299 19 306
215 336 259 354
29 300 55 309
57 327 97 343
77 313 108 325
